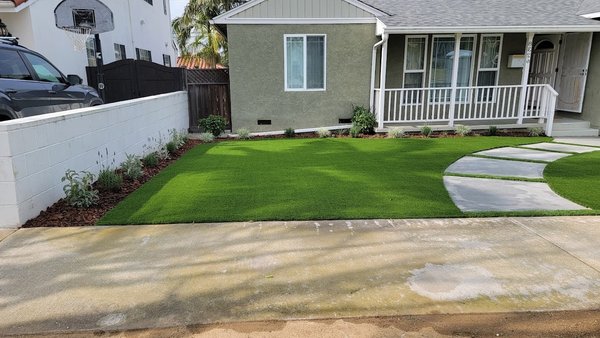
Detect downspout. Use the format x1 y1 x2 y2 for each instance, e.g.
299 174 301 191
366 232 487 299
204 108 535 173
369 37 386 111
377 33 390 129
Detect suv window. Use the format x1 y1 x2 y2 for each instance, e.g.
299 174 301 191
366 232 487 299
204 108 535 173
0 49 32 80
22 52 65 83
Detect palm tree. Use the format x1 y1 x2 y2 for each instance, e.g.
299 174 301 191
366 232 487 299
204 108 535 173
173 0 245 68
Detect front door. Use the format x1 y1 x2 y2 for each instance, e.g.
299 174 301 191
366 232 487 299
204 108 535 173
556 33 593 113
529 35 561 87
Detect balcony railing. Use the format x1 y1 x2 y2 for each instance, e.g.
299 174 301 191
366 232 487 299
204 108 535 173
373 84 558 135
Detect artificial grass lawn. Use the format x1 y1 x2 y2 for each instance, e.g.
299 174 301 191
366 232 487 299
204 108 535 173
545 150 600 211
100 137 549 225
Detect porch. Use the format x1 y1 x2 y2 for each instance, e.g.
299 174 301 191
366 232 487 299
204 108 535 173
370 31 596 137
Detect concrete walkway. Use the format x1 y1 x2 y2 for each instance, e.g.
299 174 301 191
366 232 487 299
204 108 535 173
444 140 599 212
1 217 600 335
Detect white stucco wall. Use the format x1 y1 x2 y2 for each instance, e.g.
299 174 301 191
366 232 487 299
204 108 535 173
0 91 188 228
0 0 176 84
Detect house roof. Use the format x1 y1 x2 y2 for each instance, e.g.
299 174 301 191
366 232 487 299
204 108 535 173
176 56 224 70
578 0 600 17
361 0 600 32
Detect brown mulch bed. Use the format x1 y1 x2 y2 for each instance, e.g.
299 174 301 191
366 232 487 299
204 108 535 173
22 140 200 228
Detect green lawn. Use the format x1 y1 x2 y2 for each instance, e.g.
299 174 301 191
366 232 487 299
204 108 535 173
100 137 549 225
545 150 600 211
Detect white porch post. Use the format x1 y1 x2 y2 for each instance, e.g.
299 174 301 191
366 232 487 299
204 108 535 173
518 32 535 124
377 34 389 129
448 33 462 127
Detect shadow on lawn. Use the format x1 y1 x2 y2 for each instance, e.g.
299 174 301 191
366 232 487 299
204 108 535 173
99 137 544 225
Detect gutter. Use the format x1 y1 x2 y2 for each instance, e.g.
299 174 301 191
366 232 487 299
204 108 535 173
369 35 386 112
381 25 600 34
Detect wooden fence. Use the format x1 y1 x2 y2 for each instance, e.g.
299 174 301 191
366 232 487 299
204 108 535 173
86 60 185 104
187 69 231 132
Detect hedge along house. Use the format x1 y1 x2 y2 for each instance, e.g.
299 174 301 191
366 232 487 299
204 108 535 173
213 0 600 136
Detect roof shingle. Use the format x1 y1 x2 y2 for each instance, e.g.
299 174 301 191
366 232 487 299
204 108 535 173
360 0 600 28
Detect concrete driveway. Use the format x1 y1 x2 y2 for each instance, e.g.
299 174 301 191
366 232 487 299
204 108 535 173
0 217 599 335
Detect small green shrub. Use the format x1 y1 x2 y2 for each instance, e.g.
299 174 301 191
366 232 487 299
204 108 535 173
166 141 177 155
454 124 472 137
350 125 361 138
387 127 405 139
62 170 99 208
351 106 377 135
237 128 252 140
97 169 123 192
142 152 159 168
338 129 350 136
199 115 227 137
284 128 295 138
317 128 332 138
169 129 188 149
529 127 544 137
121 154 143 181
420 125 433 138
199 132 215 143
488 126 498 136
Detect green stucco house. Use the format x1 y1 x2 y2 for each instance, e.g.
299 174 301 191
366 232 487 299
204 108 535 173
213 0 600 136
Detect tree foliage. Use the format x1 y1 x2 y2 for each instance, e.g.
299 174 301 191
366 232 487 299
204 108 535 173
172 0 246 67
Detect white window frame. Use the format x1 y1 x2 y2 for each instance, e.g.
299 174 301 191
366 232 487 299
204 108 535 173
429 34 478 89
284 34 327 92
402 35 428 89
476 34 503 103
429 34 477 103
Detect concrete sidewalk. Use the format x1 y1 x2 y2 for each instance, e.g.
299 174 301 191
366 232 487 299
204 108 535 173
0 217 599 335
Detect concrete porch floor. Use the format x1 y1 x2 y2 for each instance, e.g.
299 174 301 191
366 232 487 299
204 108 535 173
0 217 599 335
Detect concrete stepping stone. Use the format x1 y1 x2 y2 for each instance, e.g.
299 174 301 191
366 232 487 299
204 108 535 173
445 156 546 179
553 137 600 148
444 176 587 212
521 142 599 154
475 147 570 162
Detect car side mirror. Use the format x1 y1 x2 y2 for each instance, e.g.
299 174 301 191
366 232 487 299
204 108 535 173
67 74 82 85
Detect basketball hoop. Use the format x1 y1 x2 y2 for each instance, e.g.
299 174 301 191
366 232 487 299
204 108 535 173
60 26 93 52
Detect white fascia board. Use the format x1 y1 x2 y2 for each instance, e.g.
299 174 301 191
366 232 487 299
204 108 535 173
212 0 266 24
0 0 39 13
581 12 600 19
382 25 600 34
214 18 377 25
376 18 387 36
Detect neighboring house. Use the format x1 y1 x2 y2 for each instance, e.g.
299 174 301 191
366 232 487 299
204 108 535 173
177 55 225 69
213 0 600 136
0 0 176 83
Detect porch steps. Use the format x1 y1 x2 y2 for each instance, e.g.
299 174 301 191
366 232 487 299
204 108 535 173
552 120 599 137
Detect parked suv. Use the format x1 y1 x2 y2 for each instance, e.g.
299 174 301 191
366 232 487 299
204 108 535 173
0 39 103 121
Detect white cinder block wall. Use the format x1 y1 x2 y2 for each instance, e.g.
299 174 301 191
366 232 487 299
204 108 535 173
0 92 188 228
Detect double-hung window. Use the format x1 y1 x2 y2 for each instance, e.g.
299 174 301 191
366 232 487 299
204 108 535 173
403 36 427 89
477 34 503 101
284 34 326 91
430 35 476 101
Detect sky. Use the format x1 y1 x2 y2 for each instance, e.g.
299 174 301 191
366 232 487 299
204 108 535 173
170 0 189 19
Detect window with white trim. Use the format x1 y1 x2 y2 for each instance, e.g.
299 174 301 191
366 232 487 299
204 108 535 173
136 48 152 62
285 34 326 91
114 43 126 60
403 36 427 89
429 35 476 102
477 35 503 87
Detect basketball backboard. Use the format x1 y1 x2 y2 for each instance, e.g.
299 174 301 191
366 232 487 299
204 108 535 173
54 0 115 34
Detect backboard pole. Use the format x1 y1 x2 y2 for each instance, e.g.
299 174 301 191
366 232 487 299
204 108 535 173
94 33 106 102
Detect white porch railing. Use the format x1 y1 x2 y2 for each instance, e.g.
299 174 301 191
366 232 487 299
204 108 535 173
373 84 558 136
